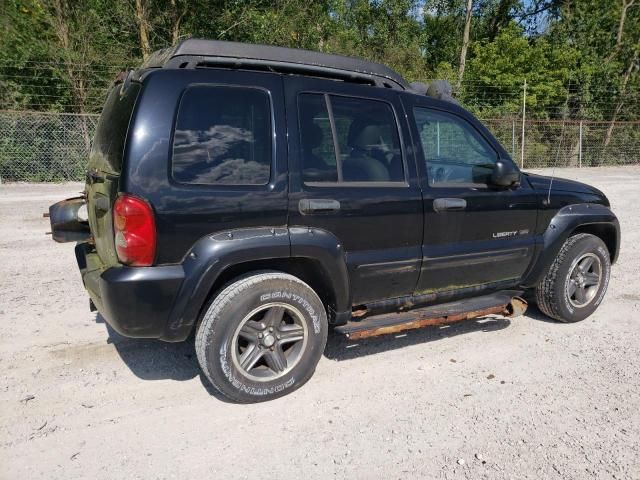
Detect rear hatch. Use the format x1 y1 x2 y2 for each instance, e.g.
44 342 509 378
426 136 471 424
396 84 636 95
84 79 141 268
49 76 141 288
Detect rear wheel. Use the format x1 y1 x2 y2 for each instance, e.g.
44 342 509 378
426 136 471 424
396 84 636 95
195 272 328 403
536 233 611 322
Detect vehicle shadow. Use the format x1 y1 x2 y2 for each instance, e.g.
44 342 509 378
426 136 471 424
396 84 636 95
324 315 511 361
520 302 560 324
99 313 511 397
99 314 236 402
101 315 199 382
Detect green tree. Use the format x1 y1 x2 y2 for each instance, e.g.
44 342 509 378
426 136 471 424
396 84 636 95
0 0 637 122
464 23 579 118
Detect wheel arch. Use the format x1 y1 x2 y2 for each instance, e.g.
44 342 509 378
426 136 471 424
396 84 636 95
198 256 342 326
161 226 351 341
570 223 619 263
522 203 620 288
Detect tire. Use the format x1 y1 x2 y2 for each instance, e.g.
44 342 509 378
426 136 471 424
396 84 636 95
195 272 328 403
535 233 611 323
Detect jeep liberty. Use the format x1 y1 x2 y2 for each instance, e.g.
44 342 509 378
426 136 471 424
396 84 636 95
49 39 620 403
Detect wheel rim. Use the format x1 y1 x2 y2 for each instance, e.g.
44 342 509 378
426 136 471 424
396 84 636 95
231 302 308 382
566 253 602 308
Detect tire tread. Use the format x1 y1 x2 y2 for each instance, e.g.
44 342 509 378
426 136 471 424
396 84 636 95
195 271 324 403
535 233 600 322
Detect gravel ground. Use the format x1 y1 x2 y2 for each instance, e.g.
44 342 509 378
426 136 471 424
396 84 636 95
1 167 639 480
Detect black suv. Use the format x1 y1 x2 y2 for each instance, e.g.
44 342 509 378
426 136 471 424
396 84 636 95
50 39 620 403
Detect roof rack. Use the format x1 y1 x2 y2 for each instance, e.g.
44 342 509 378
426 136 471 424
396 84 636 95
143 39 410 90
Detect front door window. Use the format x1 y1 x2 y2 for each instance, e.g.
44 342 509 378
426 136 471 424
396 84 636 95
413 107 498 187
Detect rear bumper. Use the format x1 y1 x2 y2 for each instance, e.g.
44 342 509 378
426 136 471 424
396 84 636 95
49 196 91 243
76 243 185 340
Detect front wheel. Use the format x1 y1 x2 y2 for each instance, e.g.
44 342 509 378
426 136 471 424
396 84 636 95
195 272 328 403
536 233 611 323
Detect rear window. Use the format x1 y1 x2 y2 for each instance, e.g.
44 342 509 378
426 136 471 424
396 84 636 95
90 82 141 174
172 85 272 185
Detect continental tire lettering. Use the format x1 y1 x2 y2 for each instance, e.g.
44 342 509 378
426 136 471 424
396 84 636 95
564 270 575 314
219 342 233 380
219 342 295 396
292 294 321 334
261 291 321 334
260 291 293 301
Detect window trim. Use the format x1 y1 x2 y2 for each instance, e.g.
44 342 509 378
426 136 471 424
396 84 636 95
297 91 409 188
412 106 502 189
324 93 344 182
169 83 276 188
304 181 410 188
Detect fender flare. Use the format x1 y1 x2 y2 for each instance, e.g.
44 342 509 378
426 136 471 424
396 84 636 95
522 203 620 288
289 226 351 323
162 226 350 341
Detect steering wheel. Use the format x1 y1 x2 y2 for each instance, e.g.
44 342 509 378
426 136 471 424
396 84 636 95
429 157 459 183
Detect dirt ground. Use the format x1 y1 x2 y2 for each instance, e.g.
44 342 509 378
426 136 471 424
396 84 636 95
1 166 639 480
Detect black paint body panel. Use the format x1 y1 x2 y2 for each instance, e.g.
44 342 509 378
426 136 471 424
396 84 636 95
69 65 620 341
122 69 289 265
401 93 539 293
521 203 620 287
525 173 610 204
283 76 424 304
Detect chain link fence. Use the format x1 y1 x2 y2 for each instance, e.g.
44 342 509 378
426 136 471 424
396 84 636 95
0 110 638 182
0 110 98 182
485 118 640 169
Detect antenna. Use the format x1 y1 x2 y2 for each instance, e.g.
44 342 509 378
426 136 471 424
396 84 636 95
547 125 567 205
546 87 572 206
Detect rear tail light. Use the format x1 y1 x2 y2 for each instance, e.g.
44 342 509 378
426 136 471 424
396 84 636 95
113 194 156 266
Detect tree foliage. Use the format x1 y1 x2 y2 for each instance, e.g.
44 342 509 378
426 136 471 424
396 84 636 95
1 0 638 120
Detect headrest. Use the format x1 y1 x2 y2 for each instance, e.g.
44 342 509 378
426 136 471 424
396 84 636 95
348 122 383 149
342 156 390 182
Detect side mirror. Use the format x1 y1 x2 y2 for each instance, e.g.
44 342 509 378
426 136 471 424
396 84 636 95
491 159 521 187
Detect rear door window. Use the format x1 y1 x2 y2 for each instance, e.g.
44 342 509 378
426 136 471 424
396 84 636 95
172 85 272 185
298 94 338 182
298 93 404 184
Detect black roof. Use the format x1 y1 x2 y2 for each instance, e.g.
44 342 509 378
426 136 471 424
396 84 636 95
143 39 410 90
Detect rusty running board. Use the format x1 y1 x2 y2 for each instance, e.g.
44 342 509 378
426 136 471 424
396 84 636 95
335 291 527 340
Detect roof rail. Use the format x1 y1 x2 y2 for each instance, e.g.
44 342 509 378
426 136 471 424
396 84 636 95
143 39 410 90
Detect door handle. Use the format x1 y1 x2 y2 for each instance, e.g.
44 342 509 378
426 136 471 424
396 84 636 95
299 199 341 214
433 198 467 212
